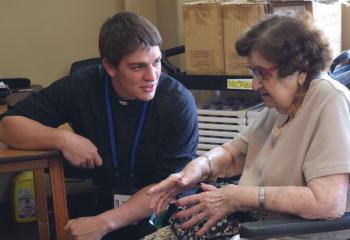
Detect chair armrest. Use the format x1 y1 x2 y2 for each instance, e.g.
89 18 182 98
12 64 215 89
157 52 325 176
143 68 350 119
240 212 350 239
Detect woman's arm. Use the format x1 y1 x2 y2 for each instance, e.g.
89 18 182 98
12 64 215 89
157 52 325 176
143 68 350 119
222 174 348 219
205 142 245 179
264 174 348 219
176 173 348 237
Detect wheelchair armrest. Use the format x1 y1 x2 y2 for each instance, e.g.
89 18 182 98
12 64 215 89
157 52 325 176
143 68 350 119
240 212 350 239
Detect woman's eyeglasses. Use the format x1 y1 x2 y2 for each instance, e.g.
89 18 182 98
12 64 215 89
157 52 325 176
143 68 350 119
247 65 278 81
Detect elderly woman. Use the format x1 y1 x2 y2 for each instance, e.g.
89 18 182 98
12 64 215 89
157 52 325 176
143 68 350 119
146 13 350 240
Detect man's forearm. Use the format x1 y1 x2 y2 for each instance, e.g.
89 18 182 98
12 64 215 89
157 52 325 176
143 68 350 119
97 184 155 232
0 116 66 150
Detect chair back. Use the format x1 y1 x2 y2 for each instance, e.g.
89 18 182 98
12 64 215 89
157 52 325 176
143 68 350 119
330 49 350 86
70 58 101 75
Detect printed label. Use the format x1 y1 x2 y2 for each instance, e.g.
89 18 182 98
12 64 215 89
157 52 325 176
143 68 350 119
227 78 252 90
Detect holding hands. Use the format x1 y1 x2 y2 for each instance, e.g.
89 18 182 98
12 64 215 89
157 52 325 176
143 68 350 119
147 157 212 215
147 146 244 237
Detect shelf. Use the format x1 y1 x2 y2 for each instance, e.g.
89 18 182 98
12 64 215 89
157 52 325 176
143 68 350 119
161 45 253 91
173 73 252 91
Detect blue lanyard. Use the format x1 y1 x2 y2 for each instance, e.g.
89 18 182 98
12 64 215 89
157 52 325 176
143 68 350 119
104 75 149 177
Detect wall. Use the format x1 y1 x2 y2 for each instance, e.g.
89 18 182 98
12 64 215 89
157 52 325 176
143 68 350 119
0 0 122 87
342 5 350 50
123 0 158 26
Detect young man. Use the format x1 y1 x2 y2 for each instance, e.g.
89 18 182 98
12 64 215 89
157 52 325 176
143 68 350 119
0 12 198 239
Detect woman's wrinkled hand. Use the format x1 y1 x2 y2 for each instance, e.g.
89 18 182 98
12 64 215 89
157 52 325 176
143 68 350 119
175 182 235 237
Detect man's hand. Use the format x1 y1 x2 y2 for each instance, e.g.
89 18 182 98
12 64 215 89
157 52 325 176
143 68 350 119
65 216 110 240
60 131 103 169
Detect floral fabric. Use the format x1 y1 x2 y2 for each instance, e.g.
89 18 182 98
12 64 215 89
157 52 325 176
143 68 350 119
168 178 264 240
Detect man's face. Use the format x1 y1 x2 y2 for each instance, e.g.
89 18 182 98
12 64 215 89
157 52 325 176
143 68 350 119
108 46 162 101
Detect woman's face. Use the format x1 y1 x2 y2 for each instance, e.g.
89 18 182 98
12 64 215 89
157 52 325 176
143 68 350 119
248 50 301 115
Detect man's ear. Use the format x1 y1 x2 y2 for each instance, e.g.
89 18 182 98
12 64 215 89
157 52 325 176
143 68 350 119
102 58 117 78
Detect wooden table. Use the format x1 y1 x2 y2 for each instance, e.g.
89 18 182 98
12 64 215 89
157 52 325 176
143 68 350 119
0 144 68 240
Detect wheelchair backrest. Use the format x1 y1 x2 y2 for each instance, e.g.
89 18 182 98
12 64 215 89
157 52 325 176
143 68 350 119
329 49 350 86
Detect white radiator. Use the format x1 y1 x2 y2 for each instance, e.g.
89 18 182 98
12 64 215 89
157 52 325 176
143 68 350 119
196 103 264 155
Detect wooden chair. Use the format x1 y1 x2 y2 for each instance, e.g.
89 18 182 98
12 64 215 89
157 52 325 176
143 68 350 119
0 146 68 240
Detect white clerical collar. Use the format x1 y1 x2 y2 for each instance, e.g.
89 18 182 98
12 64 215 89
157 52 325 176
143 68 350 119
118 99 129 106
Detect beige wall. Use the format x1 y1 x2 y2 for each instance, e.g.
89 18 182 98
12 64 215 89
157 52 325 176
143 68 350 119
123 0 158 26
156 0 179 50
0 0 122 87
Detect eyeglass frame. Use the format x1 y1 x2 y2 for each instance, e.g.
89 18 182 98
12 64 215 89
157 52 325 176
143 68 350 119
247 65 278 81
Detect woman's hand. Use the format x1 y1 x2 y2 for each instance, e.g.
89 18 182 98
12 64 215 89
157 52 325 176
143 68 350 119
175 182 235 237
147 158 209 216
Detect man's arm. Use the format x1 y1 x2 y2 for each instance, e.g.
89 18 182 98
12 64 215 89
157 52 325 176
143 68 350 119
0 115 66 149
0 116 102 168
65 184 155 240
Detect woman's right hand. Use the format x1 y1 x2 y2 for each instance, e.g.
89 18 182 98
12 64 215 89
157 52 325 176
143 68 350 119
147 157 210 216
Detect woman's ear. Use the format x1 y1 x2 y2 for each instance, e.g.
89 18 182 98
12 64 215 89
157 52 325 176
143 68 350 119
102 58 117 78
297 72 307 87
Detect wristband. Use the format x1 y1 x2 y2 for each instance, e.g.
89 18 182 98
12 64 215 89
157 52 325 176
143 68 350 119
258 187 265 209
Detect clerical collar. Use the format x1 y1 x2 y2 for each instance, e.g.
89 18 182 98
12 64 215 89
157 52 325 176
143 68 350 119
118 99 129 106
111 90 138 106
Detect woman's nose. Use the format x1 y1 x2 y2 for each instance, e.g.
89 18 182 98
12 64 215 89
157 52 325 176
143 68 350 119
252 76 263 91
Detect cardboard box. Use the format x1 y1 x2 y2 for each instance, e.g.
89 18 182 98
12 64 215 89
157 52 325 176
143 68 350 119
268 0 341 57
183 1 225 75
222 1 268 76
